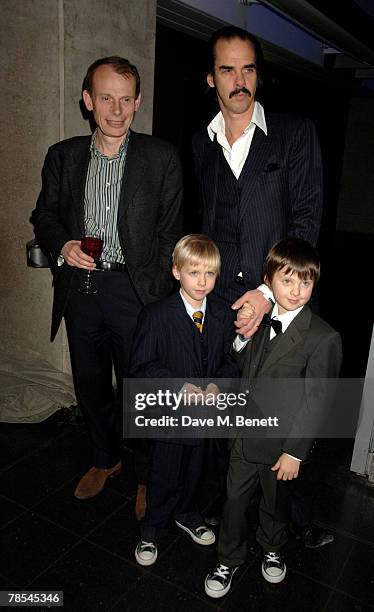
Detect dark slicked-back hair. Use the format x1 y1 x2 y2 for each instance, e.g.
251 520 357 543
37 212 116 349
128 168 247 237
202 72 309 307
263 238 320 285
82 56 140 97
208 25 264 86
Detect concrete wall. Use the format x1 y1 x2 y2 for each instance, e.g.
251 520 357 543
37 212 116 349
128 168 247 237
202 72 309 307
0 0 156 372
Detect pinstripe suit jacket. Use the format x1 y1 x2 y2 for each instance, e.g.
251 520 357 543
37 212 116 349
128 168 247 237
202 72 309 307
130 291 239 380
192 113 323 302
32 130 183 341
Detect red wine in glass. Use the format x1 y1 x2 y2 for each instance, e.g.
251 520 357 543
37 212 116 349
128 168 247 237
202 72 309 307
78 236 104 294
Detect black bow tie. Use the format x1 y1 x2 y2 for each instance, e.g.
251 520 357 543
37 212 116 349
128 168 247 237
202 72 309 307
262 313 282 335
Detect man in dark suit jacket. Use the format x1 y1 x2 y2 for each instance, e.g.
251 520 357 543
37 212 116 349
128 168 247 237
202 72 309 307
192 25 322 326
192 26 328 542
32 57 182 503
130 234 239 566
205 238 342 598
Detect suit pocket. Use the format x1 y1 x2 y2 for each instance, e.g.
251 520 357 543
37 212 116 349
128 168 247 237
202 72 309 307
260 167 286 184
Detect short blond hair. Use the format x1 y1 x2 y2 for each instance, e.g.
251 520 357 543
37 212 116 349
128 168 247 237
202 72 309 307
172 234 221 273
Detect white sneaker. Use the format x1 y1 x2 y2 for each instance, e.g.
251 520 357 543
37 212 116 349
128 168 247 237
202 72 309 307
135 540 158 566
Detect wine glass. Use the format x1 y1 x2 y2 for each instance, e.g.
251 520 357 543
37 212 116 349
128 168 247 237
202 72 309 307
78 236 104 294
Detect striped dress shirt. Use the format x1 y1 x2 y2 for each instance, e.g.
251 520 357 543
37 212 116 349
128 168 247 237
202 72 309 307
84 130 129 263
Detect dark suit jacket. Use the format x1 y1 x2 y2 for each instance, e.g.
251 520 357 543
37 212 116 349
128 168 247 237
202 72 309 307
32 130 183 340
192 113 323 301
130 291 240 445
235 305 342 464
131 291 239 380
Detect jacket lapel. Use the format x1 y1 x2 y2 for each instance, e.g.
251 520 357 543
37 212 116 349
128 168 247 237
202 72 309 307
117 131 147 225
170 293 202 373
200 137 220 233
258 306 312 374
237 124 275 226
250 324 269 378
204 300 221 375
68 138 91 236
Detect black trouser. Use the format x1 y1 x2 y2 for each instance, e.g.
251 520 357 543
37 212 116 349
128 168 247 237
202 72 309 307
141 441 205 542
65 270 142 468
205 438 230 512
218 439 290 567
290 458 317 529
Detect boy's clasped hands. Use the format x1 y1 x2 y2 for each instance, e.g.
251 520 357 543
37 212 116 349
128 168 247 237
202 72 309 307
181 382 221 405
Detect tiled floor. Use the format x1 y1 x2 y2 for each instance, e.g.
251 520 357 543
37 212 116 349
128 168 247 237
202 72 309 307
1 412 373 612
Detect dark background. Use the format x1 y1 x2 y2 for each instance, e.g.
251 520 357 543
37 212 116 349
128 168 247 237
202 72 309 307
152 23 373 378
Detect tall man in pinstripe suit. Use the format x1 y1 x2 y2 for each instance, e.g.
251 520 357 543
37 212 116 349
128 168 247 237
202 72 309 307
192 27 326 544
192 26 322 333
33 57 183 503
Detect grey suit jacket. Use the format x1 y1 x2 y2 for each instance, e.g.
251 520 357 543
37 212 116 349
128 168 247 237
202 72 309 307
32 130 183 340
192 113 323 301
235 305 342 463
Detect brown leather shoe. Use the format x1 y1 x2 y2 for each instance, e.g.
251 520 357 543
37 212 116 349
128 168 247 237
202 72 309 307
135 484 147 520
74 462 122 500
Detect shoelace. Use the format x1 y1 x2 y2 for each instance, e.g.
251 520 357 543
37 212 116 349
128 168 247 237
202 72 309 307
140 541 155 550
264 552 280 563
213 564 231 579
196 526 208 535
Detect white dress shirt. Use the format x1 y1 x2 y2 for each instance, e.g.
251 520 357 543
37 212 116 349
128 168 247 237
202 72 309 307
179 290 207 323
207 101 267 179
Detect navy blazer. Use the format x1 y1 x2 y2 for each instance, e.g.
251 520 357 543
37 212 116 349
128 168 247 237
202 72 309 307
131 291 239 380
192 113 323 301
32 130 183 340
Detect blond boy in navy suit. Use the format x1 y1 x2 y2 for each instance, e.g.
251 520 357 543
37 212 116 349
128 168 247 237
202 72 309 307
131 235 239 566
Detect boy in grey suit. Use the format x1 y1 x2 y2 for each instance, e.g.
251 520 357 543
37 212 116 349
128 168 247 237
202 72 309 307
205 238 342 598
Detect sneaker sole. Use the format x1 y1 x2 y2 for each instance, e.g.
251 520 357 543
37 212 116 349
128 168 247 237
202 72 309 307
305 535 334 549
135 548 158 567
204 567 238 599
175 521 215 546
262 565 286 584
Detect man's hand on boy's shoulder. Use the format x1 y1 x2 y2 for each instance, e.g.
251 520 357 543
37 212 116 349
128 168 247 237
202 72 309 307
271 453 301 480
232 289 272 338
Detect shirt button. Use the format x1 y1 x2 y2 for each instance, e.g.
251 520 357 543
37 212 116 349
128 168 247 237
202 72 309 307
106 182 110 187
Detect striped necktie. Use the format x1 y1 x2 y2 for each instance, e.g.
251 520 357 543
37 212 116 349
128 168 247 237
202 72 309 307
192 310 204 333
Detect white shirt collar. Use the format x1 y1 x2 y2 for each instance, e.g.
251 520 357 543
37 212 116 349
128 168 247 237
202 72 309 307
179 290 207 321
272 303 304 333
207 101 267 142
